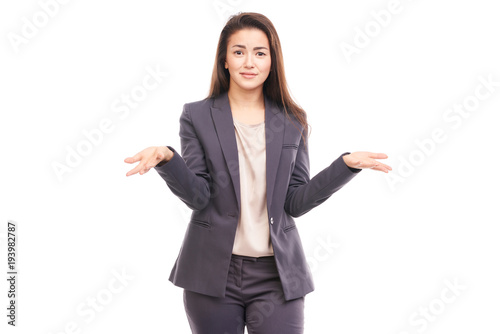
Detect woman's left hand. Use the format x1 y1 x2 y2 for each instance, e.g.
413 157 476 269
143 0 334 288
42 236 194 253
343 152 392 173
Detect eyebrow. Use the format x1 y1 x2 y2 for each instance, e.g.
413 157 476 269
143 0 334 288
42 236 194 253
231 45 269 51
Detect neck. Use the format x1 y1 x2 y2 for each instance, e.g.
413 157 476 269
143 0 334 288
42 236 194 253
227 84 265 111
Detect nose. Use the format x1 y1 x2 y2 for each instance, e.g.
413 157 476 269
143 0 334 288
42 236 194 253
244 55 255 68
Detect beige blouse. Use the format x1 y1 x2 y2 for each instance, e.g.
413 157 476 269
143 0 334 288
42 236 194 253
231 118 274 257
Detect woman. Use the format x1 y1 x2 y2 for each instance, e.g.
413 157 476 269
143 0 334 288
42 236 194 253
125 12 391 334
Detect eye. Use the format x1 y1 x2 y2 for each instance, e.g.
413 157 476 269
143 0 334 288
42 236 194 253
234 51 243 55
257 52 266 56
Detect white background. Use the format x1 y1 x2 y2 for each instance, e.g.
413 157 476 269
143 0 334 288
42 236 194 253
1 0 499 333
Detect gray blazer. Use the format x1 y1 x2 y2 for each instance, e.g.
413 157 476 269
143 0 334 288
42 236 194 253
154 91 361 301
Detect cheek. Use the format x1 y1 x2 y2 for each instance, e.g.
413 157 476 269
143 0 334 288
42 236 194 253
262 59 272 73
226 56 240 69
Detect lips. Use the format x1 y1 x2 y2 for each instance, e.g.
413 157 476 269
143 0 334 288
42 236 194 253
240 72 257 78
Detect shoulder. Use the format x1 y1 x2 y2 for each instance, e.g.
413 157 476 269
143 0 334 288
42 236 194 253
178 97 214 124
183 97 214 113
283 107 306 135
264 94 303 131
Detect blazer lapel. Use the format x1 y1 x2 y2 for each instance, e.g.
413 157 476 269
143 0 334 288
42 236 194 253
210 91 284 215
210 93 242 210
264 95 284 214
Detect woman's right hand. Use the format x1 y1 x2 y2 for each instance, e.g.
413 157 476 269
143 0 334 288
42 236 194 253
124 146 174 177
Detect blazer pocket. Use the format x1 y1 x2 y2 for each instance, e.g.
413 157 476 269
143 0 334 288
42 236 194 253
283 224 297 233
282 143 298 150
189 218 211 229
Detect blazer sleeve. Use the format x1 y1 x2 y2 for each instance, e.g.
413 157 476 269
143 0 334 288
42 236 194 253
153 103 211 211
283 132 362 218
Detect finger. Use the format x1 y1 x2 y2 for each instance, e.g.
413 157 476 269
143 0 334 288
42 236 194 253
369 165 388 173
358 160 385 170
126 166 141 177
368 153 388 159
126 168 137 177
380 163 392 171
126 161 149 177
124 154 142 164
126 170 136 177
369 163 391 173
370 161 392 169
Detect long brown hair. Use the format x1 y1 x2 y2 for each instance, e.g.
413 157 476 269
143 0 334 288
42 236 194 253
208 12 310 143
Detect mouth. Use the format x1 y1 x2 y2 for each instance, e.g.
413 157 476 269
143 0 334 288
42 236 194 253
240 72 257 79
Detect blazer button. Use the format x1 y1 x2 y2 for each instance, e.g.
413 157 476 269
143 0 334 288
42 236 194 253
270 217 274 225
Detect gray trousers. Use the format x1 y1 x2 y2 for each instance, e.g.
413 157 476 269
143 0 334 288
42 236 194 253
183 254 305 334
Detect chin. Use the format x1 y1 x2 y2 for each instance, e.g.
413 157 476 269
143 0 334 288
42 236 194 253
237 81 265 92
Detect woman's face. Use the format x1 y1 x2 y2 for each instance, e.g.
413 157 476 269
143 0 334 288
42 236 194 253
225 28 272 94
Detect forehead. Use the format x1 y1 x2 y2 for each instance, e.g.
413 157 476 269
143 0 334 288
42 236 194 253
228 28 269 47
